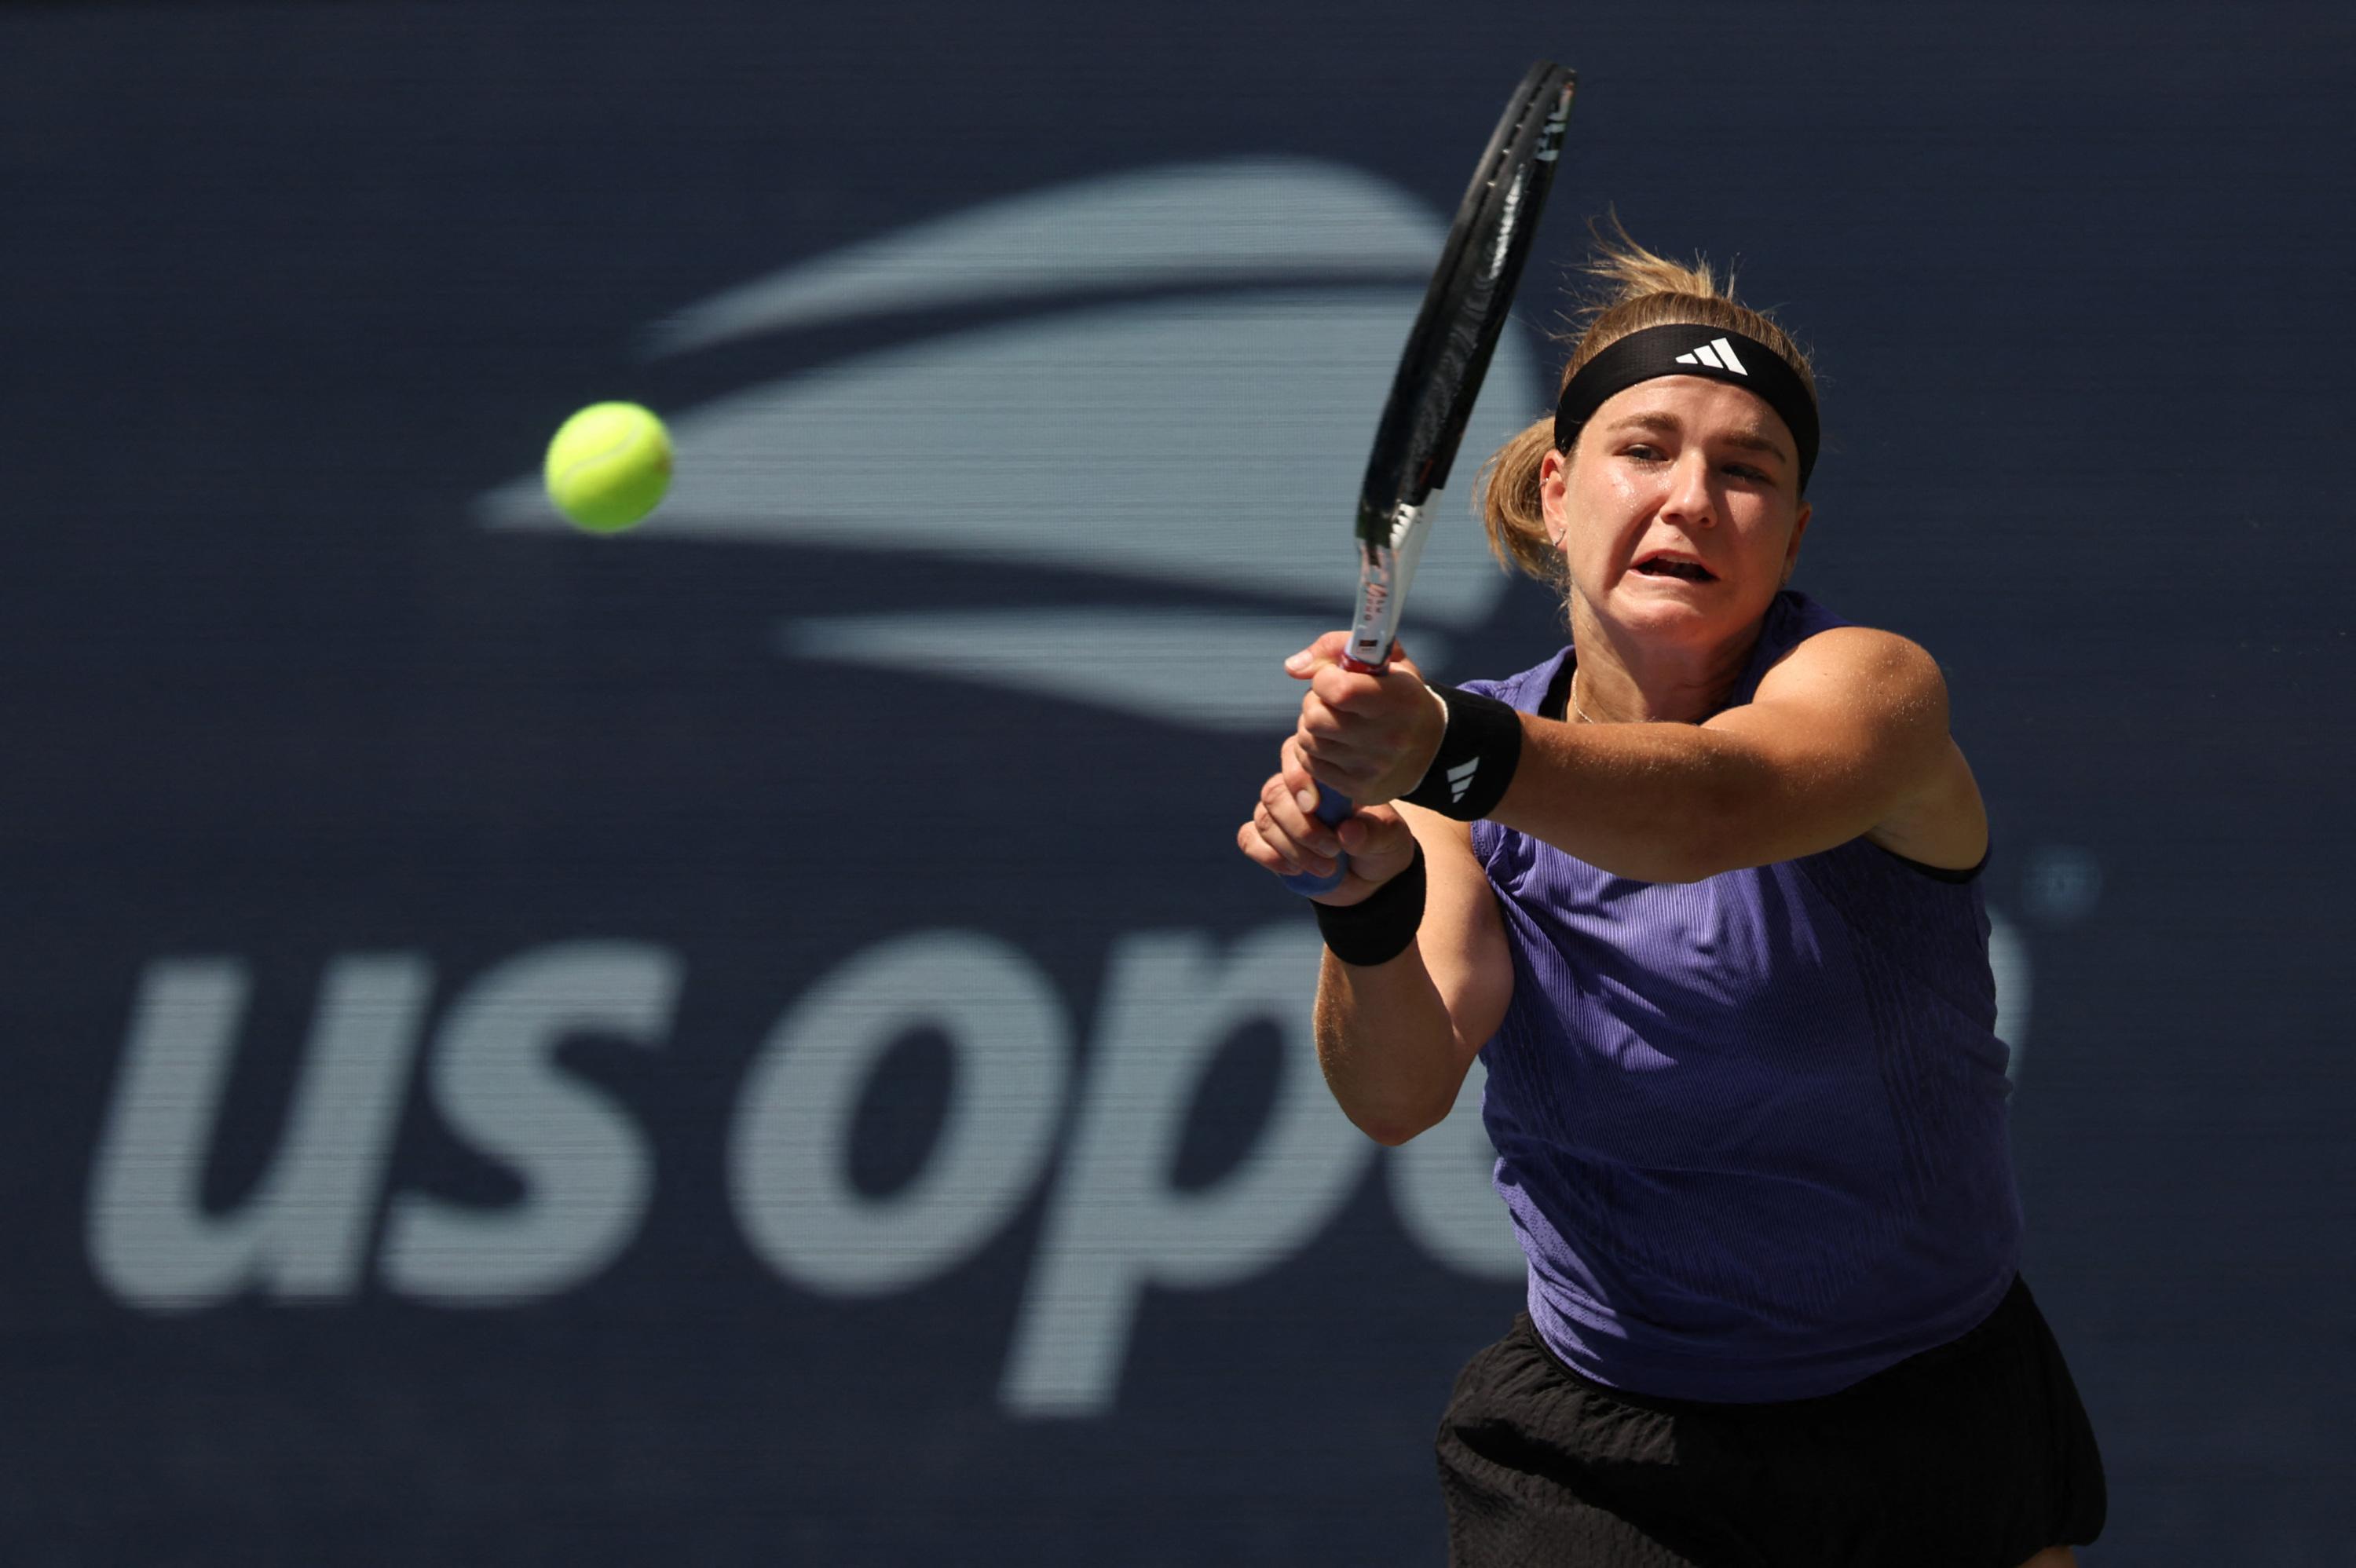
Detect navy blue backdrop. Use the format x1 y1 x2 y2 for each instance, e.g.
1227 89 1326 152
4 3 2351 1563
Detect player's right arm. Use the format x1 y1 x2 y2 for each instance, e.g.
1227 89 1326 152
1239 741 1514 1145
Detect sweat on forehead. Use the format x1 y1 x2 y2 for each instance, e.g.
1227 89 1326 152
1553 324 1820 491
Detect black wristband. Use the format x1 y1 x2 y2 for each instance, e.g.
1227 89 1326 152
1398 686 1524 821
1312 843 1427 967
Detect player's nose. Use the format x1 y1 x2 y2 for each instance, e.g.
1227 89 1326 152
1659 450 1718 528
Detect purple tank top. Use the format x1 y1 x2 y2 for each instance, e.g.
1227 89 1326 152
1462 590 2021 1402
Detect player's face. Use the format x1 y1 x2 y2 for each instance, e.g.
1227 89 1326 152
1542 376 1810 647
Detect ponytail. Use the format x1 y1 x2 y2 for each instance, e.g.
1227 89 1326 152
1476 417 1564 583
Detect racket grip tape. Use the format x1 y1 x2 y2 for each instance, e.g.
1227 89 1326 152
1276 653 1381 897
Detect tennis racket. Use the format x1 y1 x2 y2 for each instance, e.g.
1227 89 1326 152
1282 60 1577 896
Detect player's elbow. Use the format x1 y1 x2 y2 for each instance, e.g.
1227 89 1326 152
1327 1077 1455 1146
1350 1106 1443 1147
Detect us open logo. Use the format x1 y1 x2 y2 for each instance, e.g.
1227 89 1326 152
90 163 1546 1425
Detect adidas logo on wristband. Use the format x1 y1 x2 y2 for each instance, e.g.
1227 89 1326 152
1402 686 1524 821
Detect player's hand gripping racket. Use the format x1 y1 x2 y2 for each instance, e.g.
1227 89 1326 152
1282 60 1577 896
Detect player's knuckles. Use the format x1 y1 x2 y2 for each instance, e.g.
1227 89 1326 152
1312 666 1375 707
1262 796 1318 846
1238 827 1290 874
1257 802 1309 853
1245 824 1300 875
1287 632 1351 673
1299 707 1344 744
1304 755 1355 794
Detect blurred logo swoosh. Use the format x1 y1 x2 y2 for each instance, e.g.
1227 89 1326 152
474 159 1538 731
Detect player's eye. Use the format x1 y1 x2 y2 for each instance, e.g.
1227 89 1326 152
1621 444 1666 463
1722 463 1771 484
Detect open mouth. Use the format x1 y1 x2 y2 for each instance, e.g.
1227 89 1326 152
1632 557 1716 582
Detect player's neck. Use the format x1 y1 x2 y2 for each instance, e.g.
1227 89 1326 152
1565 603 1764 726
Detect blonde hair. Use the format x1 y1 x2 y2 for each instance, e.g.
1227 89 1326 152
1476 216 1818 582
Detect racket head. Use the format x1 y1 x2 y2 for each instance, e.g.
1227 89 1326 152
1356 61 1576 546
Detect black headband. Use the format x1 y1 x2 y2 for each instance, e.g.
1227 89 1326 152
1552 323 1820 492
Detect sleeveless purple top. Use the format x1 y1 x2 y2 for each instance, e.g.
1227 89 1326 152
1462 590 2021 1402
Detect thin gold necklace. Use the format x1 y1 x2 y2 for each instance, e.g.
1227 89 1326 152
1576 668 1736 726
1569 666 1601 725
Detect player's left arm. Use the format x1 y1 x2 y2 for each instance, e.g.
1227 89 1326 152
1491 627 1984 883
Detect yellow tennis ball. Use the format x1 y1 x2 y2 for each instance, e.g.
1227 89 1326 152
544 402 672 533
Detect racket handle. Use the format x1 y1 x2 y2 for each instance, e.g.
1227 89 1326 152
1276 652 1382 897
1278 783 1355 896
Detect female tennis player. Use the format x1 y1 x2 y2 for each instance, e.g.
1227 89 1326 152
1238 231 2105 1566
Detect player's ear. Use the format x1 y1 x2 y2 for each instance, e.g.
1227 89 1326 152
1539 448 1571 546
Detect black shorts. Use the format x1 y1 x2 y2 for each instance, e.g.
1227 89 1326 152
1436 1276 2105 1567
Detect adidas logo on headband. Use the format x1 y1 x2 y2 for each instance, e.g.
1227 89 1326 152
1674 337 1749 375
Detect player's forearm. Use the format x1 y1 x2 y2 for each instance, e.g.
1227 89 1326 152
1312 948 1465 1146
1490 718 1780 883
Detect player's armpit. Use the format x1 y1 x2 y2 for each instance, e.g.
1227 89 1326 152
1396 802 1513 1065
